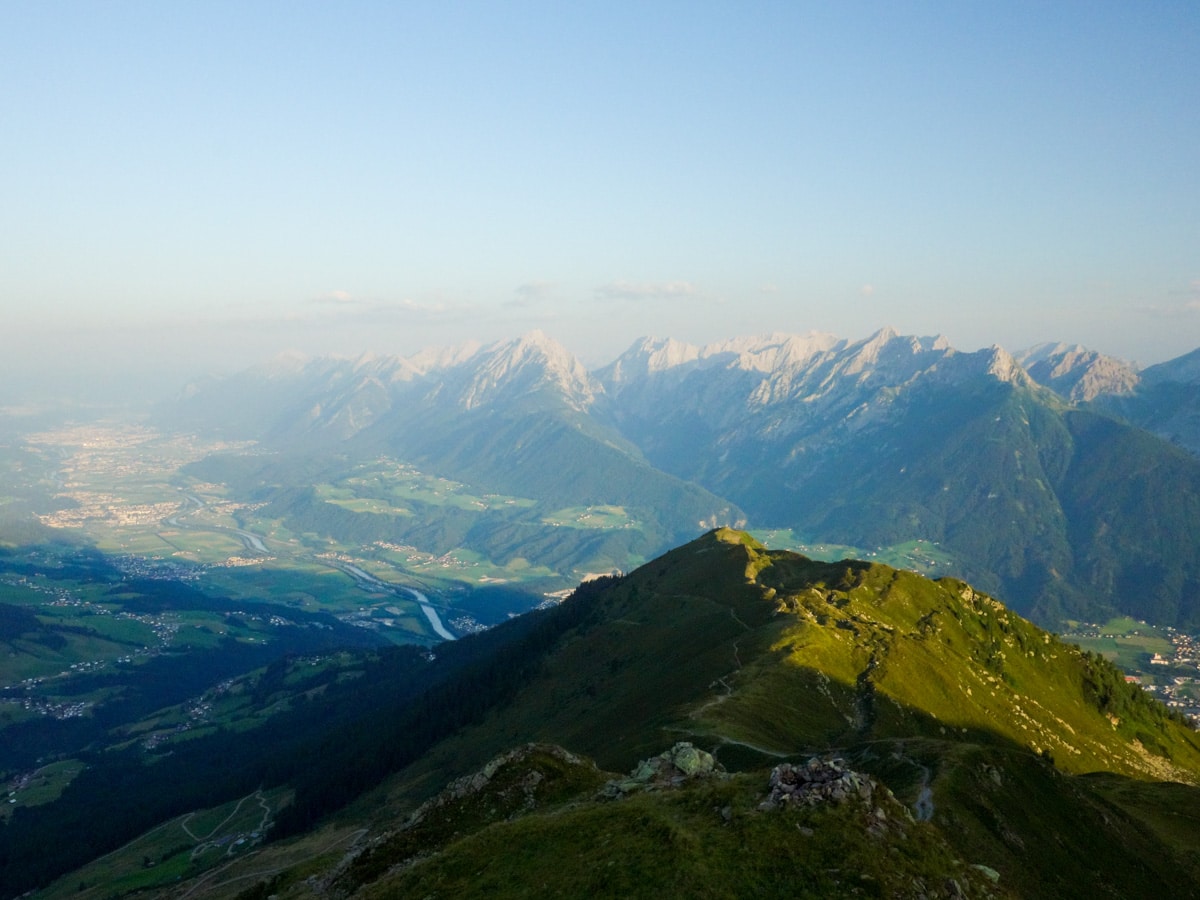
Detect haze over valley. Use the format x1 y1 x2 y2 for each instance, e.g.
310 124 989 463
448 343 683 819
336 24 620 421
4 2 1200 896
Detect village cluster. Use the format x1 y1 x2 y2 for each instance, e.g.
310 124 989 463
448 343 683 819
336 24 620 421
1067 622 1200 723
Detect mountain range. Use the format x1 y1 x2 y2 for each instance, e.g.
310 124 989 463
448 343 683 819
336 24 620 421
8 328 1199 897
159 327 1200 629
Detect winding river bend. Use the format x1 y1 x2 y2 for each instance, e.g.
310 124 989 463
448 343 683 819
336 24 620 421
338 564 456 641
165 494 456 641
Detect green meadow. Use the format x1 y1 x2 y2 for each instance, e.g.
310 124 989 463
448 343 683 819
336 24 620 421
541 505 635 529
1064 617 1174 672
2 760 83 821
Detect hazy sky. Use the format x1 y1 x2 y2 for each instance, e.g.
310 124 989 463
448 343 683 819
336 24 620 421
2 2 1198 401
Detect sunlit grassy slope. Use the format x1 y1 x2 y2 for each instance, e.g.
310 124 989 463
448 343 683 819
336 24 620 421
408 528 1200 785
40 528 1200 899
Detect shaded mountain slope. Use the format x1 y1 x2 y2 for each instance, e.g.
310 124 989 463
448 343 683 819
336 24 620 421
32 529 1200 899
1016 341 1200 458
1057 410 1200 625
1095 346 1200 458
600 330 1200 626
405 528 1200 781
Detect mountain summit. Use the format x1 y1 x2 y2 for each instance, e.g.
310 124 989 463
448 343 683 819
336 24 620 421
65 528 1200 899
453 330 600 413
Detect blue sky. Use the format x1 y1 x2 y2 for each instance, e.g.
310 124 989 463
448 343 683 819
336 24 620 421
2 1 1197 398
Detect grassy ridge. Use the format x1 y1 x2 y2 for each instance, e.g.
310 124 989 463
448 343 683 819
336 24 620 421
24 528 1200 898
342 529 1200 899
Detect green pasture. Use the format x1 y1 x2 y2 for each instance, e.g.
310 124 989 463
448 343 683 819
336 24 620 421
1068 633 1173 671
279 651 366 683
328 496 414 516
120 707 191 739
187 506 249 530
91 530 183 556
0 580 44 606
2 759 83 821
172 622 227 650
203 560 370 610
337 460 536 512
38 788 291 900
166 529 253 561
379 614 427 639
873 539 957 573
752 529 864 560
117 688 260 749
0 702 38 727
35 610 155 645
541 505 634 529
381 544 555 585
0 630 145 685
1062 616 1173 672
1097 616 1168 638
315 482 414 516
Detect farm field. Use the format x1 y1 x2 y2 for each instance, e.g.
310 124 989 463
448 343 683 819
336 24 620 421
36 787 292 900
542 505 636 529
1063 617 1174 671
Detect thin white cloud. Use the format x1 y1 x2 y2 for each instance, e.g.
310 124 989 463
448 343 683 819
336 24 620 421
312 289 357 305
509 281 557 307
1140 280 1200 317
595 280 699 301
365 296 477 323
302 291 480 322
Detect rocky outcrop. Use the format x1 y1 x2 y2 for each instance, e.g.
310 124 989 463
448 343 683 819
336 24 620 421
407 743 591 827
601 742 725 797
758 757 877 810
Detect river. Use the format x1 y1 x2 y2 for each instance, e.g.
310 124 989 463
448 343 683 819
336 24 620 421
166 495 455 641
339 564 455 641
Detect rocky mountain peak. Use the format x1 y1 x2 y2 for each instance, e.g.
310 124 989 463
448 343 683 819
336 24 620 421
1015 343 1140 401
833 327 952 380
256 349 314 378
612 336 702 380
984 344 1026 384
595 337 705 397
702 331 844 374
404 339 485 375
457 331 599 411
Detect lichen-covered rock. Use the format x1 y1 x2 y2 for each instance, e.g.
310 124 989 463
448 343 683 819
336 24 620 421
671 742 712 776
602 742 724 797
758 757 877 810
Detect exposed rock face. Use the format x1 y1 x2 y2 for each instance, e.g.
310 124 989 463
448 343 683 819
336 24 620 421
1016 342 1140 402
758 757 877 809
407 743 590 827
322 744 600 896
602 742 724 797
